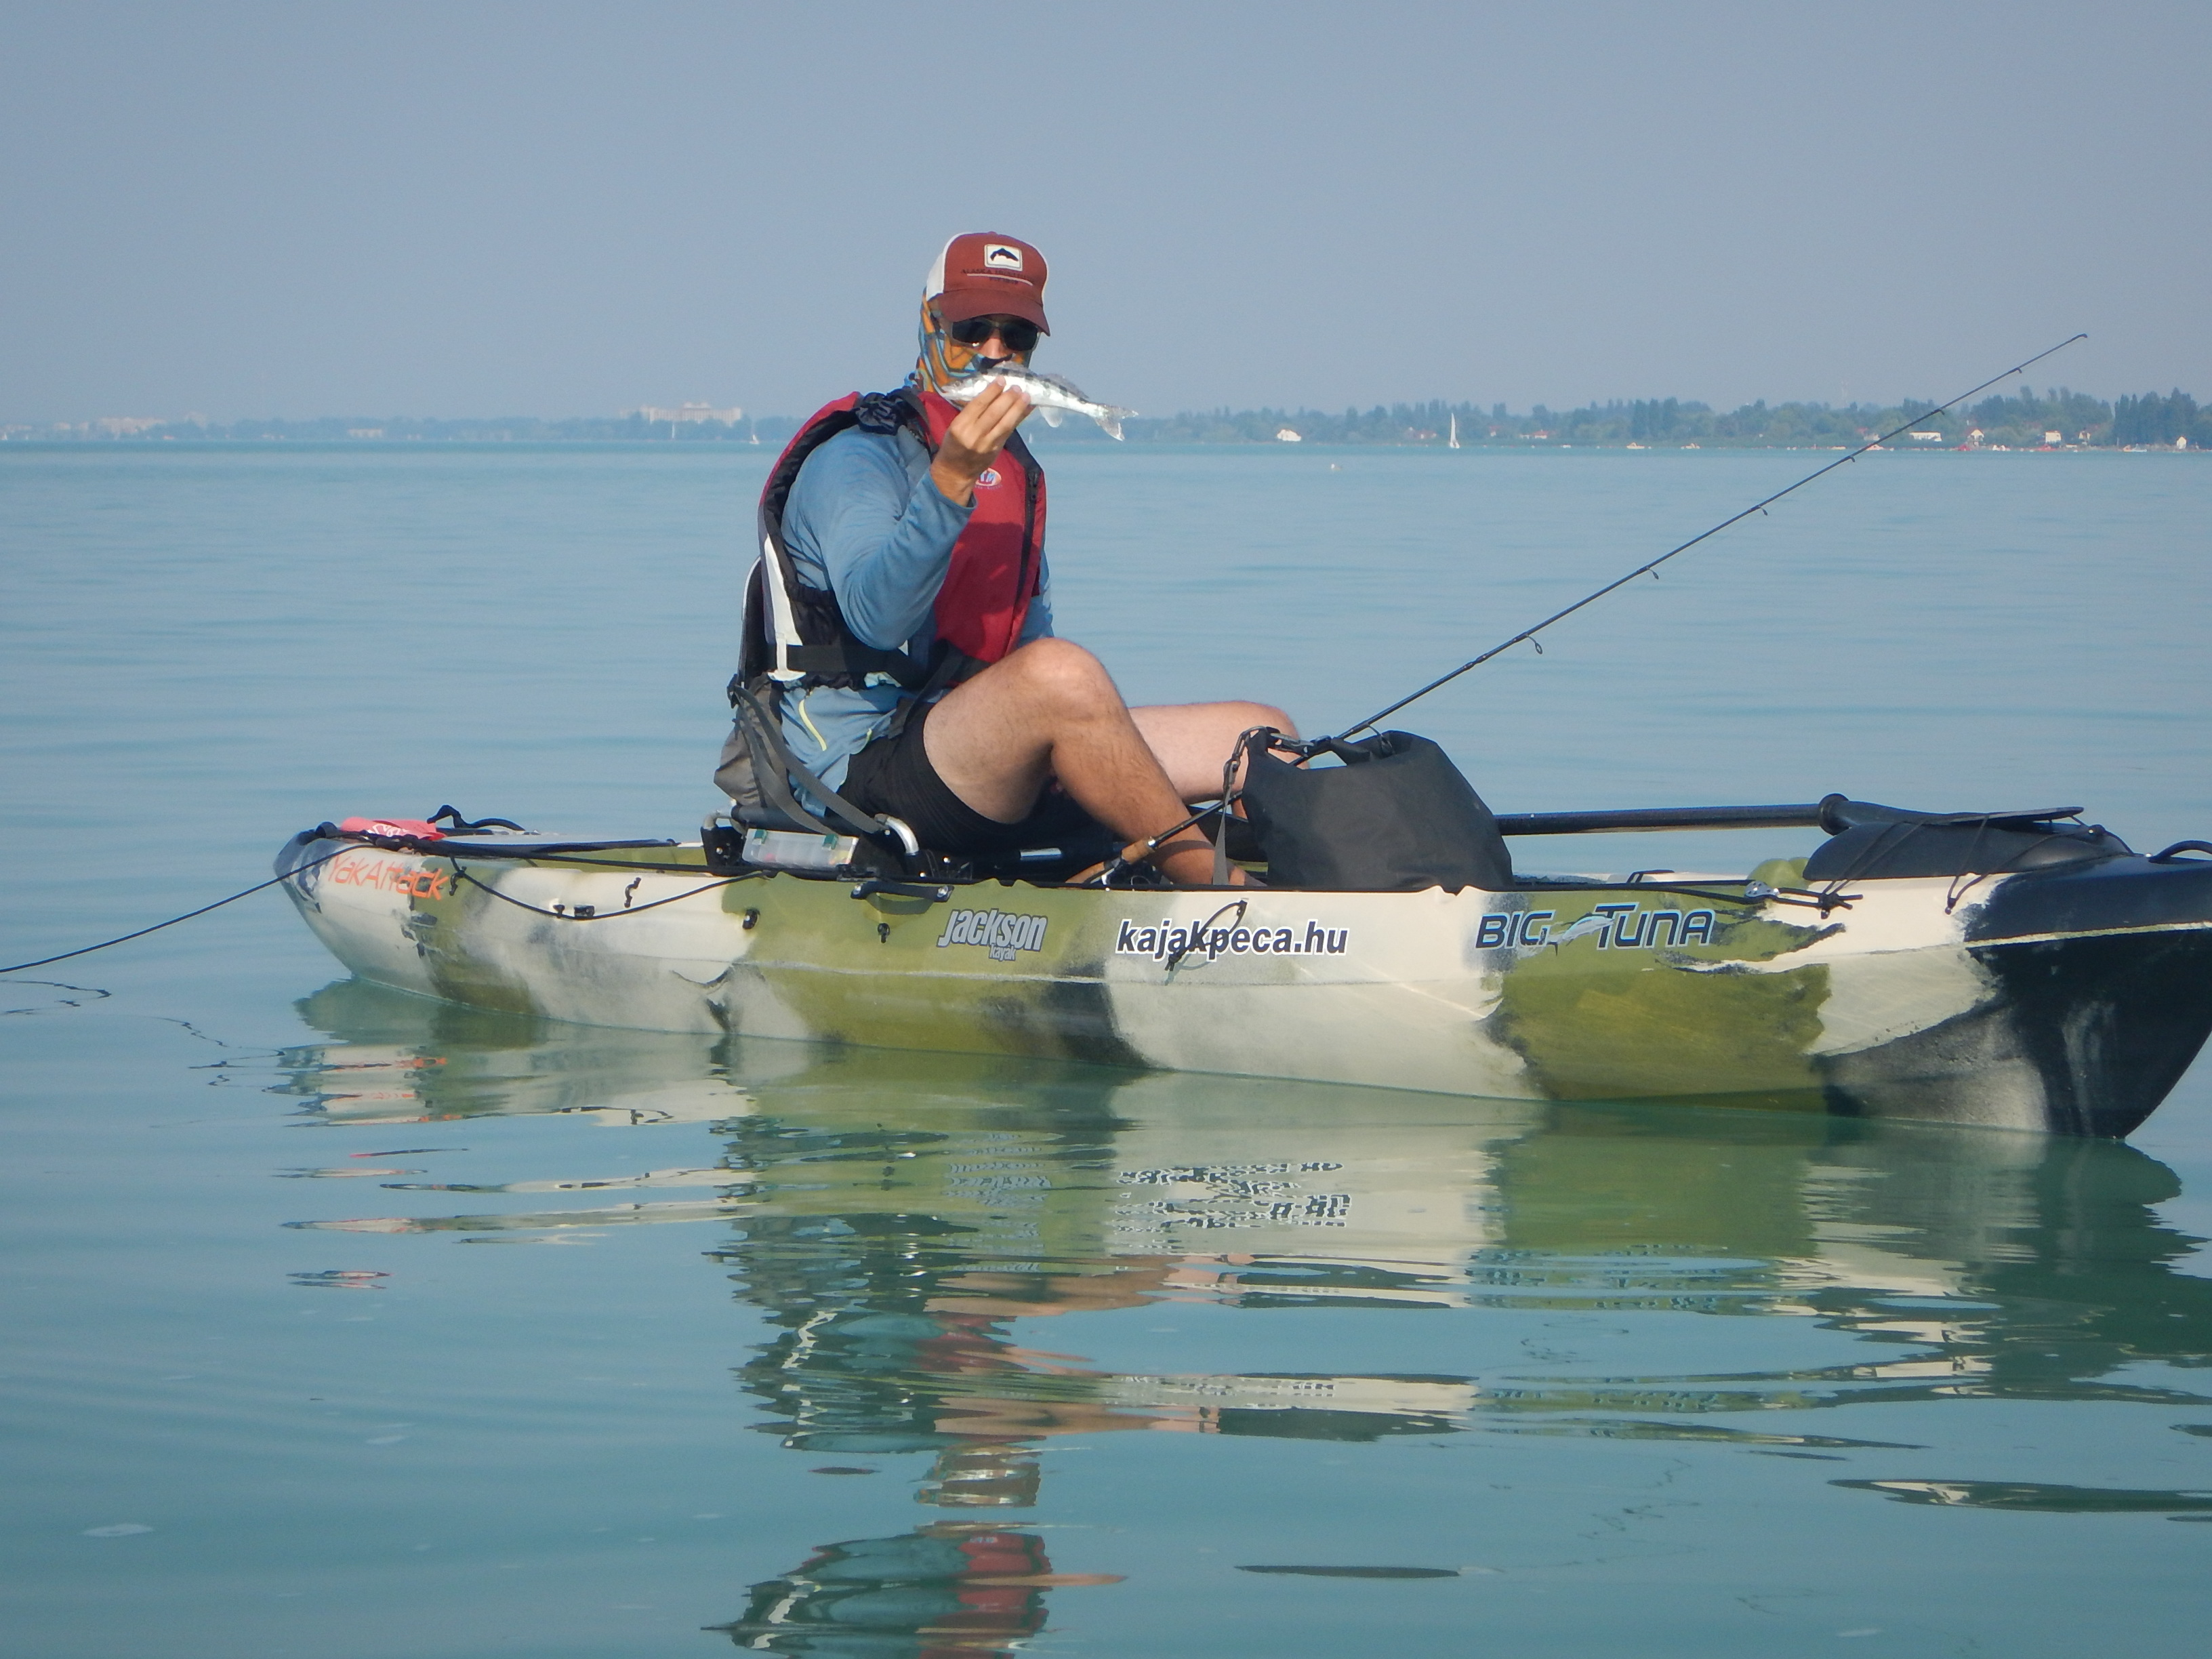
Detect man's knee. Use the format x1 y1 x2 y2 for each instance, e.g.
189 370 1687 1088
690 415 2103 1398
1223 700 1298 739
1004 638 1118 715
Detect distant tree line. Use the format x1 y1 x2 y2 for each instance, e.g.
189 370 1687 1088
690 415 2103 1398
10 388 2206 449
1031 386 2208 449
2109 390 2207 448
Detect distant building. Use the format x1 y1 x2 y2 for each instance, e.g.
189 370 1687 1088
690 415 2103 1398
2044 431 2063 445
1275 428 1302 443
1909 431 1944 442
348 428 385 439
93 416 161 437
634 402 742 426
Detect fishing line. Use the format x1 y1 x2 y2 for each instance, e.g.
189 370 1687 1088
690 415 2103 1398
0 848 354 974
1333 333 2089 742
0 841 760 976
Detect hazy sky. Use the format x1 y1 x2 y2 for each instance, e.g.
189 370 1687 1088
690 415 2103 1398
4 2 2205 422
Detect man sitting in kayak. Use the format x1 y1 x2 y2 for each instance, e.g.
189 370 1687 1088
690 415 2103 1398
738 232 1293 884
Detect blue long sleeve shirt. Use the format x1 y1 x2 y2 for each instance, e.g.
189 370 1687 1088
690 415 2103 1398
775 419 1052 790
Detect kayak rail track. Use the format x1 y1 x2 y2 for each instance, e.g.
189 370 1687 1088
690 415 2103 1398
1496 803 1824 836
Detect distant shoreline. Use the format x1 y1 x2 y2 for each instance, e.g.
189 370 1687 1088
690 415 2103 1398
3 436 2202 455
5 387 2204 452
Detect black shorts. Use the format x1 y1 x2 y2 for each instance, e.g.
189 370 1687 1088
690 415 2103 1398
841 699 1103 857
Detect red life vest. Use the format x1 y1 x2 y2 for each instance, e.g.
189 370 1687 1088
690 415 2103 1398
741 386 1044 690
916 386 1045 663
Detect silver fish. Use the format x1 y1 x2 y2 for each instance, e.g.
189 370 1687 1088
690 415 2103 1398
942 367 1136 440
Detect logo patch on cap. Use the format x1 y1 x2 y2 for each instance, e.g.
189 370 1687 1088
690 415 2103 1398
983 243 1025 272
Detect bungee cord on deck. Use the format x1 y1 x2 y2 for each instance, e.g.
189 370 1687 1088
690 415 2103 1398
446 864 762 920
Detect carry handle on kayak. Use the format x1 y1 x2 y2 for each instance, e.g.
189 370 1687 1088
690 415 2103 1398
850 878 954 903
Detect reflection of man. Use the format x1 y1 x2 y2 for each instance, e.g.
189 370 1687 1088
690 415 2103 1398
715 1102 1470 1514
728 1250 1214 1509
708 1525 1117 1658
732 232 1294 884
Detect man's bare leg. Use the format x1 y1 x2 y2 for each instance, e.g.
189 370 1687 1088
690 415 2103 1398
1130 701 1298 802
922 639 1294 884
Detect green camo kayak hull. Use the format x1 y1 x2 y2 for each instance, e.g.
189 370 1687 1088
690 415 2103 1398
275 827 2212 1137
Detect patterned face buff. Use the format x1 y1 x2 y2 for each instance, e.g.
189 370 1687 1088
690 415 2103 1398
914 300 1033 395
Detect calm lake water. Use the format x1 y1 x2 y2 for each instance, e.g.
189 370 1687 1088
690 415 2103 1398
4 441 2210 1656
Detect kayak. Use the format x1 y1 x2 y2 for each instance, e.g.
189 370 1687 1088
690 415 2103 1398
274 792 2212 1138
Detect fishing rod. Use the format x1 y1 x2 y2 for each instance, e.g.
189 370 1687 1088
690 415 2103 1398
1091 332 2087 884
1332 332 2089 743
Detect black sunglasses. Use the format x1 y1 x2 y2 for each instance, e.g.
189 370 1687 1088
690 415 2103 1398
946 314 1041 353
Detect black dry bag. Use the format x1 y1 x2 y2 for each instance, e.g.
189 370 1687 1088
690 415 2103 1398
1241 731 1514 892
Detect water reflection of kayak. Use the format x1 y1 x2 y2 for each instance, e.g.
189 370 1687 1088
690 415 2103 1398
274 1000 2212 1466
274 793 2212 1136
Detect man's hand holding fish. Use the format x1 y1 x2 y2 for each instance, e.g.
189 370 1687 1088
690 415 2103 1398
930 377 1033 506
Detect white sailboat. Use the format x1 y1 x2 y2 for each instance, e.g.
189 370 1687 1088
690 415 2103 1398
1448 413 1460 449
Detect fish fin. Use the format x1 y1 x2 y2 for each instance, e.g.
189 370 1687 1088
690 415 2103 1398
1097 407 1130 441
1040 406 1064 427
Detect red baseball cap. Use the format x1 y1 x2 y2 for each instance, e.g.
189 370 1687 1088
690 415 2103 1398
926 232 1050 334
